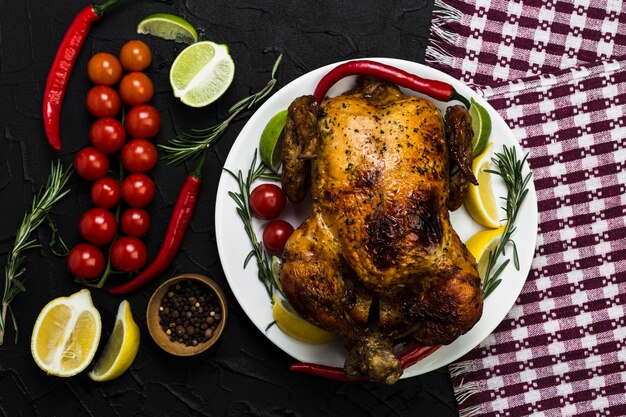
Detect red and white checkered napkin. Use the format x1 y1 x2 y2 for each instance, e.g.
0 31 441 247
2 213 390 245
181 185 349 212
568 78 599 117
425 1 626 416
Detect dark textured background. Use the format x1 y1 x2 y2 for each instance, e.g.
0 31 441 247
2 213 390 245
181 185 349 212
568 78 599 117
0 0 458 415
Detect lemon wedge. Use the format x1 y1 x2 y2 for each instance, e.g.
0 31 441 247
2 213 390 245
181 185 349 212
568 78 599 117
89 300 140 382
272 294 335 344
464 143 502 228
465 226 506 281
31 289 101 377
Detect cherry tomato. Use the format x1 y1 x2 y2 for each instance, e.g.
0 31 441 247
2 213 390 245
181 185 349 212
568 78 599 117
74 147 109 181
121 173 155 207
125 104 160 138
120 207 151 237
79 208 117 246
110 236 148 272
119 72 154 106
87 52 122 85
263 220 294 254
250 184 287 220
86 85 121 117
121 138 158 173
119 40 152 72
67 243 105 279
90 177 121 209
89 117 126 154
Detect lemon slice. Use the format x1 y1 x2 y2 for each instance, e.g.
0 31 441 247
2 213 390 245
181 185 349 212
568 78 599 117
272 294 335 344
137 13 199 44
89 300 140 382
465 226 506 280
169 41 235 107
469 98 492 157
31 289 101 377
464 143 502 228
260 110 288 173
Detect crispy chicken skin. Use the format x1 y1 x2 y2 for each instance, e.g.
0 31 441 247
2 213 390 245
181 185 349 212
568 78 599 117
280 77 483 384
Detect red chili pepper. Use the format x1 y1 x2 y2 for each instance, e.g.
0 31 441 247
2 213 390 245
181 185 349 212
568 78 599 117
42 0 118 151
108 173 202 295
290 344 441 381
398 344 442 369
313 60 470 108
290 363 368 382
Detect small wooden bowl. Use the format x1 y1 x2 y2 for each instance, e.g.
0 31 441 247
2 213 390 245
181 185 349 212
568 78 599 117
146 274 228 356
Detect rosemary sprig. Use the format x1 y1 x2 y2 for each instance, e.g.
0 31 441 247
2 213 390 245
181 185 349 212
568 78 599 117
482 145 532 298
225 152 282 298
0 161 73 345
160 54 283 165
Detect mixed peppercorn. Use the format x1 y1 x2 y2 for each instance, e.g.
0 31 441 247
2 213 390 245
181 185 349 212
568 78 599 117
158 280 222 346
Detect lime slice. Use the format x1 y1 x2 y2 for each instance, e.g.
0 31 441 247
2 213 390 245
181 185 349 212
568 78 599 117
137 13 198 44
260 110 288 173
469 98 492 157
271 255 281 281
169 41 235 107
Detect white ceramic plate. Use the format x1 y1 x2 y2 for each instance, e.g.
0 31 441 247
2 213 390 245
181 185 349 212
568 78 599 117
215 58 538 379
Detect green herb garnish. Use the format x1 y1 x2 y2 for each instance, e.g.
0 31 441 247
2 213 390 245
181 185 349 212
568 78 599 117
160 54 283 165
225 152 282 298
482 145 532 298
0 161 72 345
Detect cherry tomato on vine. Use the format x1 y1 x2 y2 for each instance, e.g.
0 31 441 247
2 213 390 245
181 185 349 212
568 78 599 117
119 40 152 72
263 220 294 254
89 117 126 154
90 177 120 209
125 104 160 138
250 184 287 220
79 208 117 246
87 52 122 85
120 207 151 237
74 147 109 181
119 72 154 106
86 85 121 118
121 173 155 207
67 243 105 279
110 236 148 272
121 138 157 173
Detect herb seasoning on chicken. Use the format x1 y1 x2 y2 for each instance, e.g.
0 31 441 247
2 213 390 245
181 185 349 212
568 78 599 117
279 77 483 384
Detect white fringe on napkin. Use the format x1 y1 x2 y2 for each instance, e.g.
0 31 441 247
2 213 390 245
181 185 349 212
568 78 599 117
425 0 462 67
449 361 482 417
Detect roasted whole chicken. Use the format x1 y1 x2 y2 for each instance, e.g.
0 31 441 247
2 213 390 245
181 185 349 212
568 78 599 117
279 77 483 384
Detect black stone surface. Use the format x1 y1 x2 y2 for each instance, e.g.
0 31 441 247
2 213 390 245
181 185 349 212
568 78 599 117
0 0 459 415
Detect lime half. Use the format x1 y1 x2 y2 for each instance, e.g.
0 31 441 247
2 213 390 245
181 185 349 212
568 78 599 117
260 110 288 173
469 98 492 157
169 41 235 107
137 13 198 44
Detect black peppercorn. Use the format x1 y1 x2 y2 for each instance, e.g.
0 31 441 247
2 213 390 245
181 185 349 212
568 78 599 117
158 279 223 347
